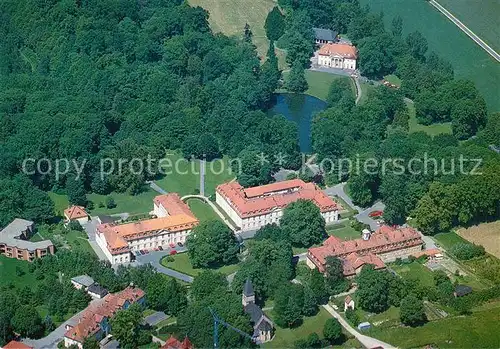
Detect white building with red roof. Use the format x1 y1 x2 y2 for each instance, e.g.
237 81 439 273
95 193 198 265
216 179 341 232
64 206 89 224
317 43 358 70
307 225 423 276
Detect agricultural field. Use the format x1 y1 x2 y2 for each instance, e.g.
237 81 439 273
188 0 286 66
360 0 500 112
438 0 500 53
457 221 500 258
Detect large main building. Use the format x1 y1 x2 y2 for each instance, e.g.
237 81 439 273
216 179 342 232
96 194 198 264
307 225 424 277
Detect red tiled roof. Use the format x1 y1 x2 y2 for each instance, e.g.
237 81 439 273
161 336 193 349
154 193 196 218
412 248 441 259
308 225 423 271
216 179 341 218
342 252 385 276
64 206 88 220
318 43 357 59
3 341 33 349
344 295 352 304
64 287 144 343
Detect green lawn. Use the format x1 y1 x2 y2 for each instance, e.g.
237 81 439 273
88 189 157 216
282 70 355 101
187 199 221 222
64 230 95 254
360 0 500 112
160 252 239 277
154 152 235 198
438 0 500 53
383 74 402 87
368 306 500 348
29 232 45 242
391 262 436 287
262 308 332 348
327 223 361 241
407 100 452 136
433 231 468 251
48 191 70 216
0 255 39 289
188 0 287 67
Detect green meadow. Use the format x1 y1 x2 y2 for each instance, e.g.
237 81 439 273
360 0 500 112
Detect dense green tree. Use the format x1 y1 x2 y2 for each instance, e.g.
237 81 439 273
302 286 319 316
254 223 288 242
356 265 390 313
280 199 326 247
187 220 239 268
11 306 44 339
243 23 253 43
82 336 100 349
323 318 343 344
406 31 428 61
110 303 143 348
191 270 228 301
324 256 348 294
146 274 187 315
391 16 403 37
309 268 329 304
286 62 308 93
400 294 426 326
66 174 88 206
265 7 286 41
274 283 304 327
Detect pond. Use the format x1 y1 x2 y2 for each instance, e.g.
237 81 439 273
269 93 327 153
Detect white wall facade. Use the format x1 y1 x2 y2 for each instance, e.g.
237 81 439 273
216 192 339 232
64 336 83 349
318 55 356 70
153 203 168 218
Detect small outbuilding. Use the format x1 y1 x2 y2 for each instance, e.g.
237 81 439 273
70 275 95 290
313 28 338 45
454 284 472 297
64 206 89 224
87 284 109 299
344 295 355 311
357 322 371 331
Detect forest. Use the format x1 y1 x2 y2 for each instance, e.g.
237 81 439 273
0 0 295 226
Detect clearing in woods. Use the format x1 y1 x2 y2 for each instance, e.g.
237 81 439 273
457 221 500 259
188 0 285 65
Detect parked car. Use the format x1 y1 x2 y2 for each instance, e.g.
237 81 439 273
169 250 177 255
139 250 144 255
158 246 163 251
154 247 159 251
177 242 183 247
169 243 176 248
144 249 149 254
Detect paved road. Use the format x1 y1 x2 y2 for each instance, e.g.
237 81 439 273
135 249 194 283
149 181 168 195
23 299 105 349
322 304 396 349
323 182 384 231
353 77 362 104
200 159 206 196
429 0 500 62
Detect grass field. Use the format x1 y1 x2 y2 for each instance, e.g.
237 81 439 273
160 252 239 276
281 70 354 101
457 221 500 258
407 100 452 136
360 0 500 112
263 308 361 348
87 189 157 215
187 198 221 222
0 255 39 289
391 262 436 287
327 223 361 240
433 231 468 251
48 192 70 216
383 74 402 87
369 306 500 348
188 0 286 66
438 0 500 53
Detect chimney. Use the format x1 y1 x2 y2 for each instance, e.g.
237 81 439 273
362 229 371 241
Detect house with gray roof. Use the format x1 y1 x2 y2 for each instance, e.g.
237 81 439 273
71 275 95 290
242 279 274 343
313 28 338 45
0 219 54 262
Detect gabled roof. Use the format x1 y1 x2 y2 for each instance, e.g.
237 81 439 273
313 28 338 41
87 284 108 297
64 206 88 220
3 341 33 349
161 336 193 349
318 43 357 59
243 278 254 297
454 284 472 297
71 275 95 287
345 295 353 304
